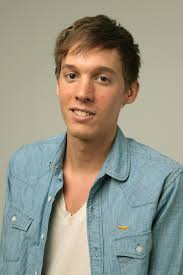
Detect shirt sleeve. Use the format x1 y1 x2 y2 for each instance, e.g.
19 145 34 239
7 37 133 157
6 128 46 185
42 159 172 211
148 169 183 275
0 158 12 274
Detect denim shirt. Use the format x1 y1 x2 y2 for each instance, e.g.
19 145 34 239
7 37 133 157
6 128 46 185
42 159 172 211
1 127 183 275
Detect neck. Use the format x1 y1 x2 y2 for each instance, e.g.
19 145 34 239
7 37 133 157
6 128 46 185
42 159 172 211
64 128 117 175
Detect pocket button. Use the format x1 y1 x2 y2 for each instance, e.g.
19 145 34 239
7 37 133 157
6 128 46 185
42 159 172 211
136 244 143 254
11 215 17 223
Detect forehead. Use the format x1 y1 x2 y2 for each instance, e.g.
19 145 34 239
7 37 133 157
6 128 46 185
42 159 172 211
62 47 123 75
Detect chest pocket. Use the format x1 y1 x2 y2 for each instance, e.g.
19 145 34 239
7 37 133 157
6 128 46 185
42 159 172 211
3 205 33 262
114 232 152 273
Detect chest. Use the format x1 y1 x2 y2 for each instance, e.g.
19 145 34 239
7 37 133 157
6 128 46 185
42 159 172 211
86 176 156 275
63 172 98 215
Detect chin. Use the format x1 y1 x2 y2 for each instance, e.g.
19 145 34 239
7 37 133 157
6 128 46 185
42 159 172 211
67 126 96 141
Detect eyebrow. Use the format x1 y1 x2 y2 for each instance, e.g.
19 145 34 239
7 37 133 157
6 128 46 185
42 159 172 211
61 64 117 75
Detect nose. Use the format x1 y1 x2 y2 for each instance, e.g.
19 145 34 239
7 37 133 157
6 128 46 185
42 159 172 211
75 78 94 103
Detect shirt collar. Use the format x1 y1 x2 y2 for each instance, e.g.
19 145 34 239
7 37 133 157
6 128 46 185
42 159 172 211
100 126 130 181
49 131 67 174
50 126 130 182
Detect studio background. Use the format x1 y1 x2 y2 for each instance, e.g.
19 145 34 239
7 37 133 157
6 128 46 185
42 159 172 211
0 0 183 232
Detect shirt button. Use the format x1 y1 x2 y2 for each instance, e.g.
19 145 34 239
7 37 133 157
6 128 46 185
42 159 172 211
35 271 38 275
136 244 143 254
50 163 57 172
41 234 45 240
48 196 52 203
11 215 17 223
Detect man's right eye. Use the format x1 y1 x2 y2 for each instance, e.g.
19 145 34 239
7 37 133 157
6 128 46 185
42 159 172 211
65 72 78 81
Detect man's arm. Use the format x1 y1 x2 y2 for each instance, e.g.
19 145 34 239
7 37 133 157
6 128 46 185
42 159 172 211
149 169 183 275
0 159 12 275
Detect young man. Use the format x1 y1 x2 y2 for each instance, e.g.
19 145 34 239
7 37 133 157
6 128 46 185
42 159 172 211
0 15 183 275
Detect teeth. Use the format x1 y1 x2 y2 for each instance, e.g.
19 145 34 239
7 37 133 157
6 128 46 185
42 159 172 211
74 110 90 117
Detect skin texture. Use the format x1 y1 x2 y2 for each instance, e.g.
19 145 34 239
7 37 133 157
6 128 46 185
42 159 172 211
56 47 139 213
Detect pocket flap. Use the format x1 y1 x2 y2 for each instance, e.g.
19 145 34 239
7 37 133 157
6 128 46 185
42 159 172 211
8 205 33 231
115 231 152 259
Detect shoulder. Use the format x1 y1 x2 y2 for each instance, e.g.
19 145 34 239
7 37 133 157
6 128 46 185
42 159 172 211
8 134 65 180
127 137 183 173
125 137 183 204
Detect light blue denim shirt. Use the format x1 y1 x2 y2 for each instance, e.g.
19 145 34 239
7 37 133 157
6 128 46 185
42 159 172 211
1 126 183 275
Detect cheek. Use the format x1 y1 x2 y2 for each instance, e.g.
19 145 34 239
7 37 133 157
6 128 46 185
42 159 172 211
57 79 72 97
58 87 73 105
99 92 122 112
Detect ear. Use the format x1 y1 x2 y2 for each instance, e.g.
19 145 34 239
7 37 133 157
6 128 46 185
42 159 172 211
125 80 139 105
56 79 60 97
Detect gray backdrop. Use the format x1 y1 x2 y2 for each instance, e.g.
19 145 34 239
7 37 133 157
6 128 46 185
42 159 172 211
0 0 183 231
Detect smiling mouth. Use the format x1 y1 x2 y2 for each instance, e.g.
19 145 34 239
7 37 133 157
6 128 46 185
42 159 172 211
70 108 96 117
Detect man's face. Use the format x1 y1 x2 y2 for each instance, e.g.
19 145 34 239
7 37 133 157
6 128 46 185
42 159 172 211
56 46 138 142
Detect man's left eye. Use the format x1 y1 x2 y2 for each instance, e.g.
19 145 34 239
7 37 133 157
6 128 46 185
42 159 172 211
96 75 111 84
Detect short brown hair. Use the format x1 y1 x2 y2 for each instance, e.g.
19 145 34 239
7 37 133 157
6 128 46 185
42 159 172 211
54 15 141 87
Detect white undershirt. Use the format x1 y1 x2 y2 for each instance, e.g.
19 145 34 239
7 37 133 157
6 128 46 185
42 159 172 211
42 191 91 275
